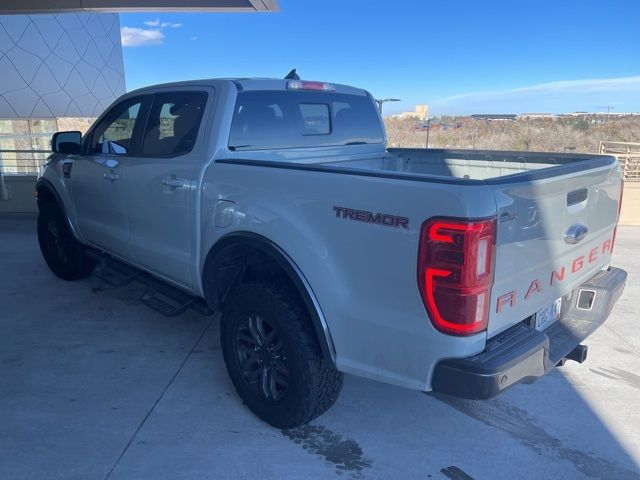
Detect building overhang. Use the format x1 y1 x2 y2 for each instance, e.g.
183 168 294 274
0 0 278 14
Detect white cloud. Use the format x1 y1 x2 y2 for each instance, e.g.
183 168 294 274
190 36 198 41
122 19 183 47
120 27 164 47
144 18 182 28
428 76 640 115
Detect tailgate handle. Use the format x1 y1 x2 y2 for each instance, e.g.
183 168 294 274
567 188 588 206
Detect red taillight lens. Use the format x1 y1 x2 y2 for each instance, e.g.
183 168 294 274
286 80 336 91
417 218 496 335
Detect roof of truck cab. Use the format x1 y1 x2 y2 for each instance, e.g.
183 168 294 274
126 78 368 96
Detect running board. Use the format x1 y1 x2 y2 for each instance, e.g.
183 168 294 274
87 250 213 317
141 277 212 317
91 255 139 287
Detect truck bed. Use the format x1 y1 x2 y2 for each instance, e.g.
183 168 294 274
316 147 615 183
306 147 621 337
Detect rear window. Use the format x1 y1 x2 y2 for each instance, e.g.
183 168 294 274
228 91 384 150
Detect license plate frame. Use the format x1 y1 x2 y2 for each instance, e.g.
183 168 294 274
534 297 562 332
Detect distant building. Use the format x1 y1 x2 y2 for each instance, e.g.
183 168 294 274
593 112 638 116
519 113 556 120
470 114 517 121
557 112 639 120
391 104 429 120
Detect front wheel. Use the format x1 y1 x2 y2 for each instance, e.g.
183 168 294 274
37 203 95 281
221 281 343 428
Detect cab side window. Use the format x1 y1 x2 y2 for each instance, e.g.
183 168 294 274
142 92 207 157
90 99 144 155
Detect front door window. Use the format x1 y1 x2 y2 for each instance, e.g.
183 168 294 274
90 100 143 155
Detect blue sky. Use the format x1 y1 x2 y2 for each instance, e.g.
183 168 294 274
120 0 640 115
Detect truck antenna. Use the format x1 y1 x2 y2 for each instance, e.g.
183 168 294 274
284 69 300 80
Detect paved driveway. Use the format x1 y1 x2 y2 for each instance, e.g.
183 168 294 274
1 214 639 480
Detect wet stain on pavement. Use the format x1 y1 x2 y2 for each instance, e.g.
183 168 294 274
441 465 475 480
282 424 372 478
436 395 639 480
590 367 640 391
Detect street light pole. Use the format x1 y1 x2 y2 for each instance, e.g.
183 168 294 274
425 117 431 148
375 98 401 115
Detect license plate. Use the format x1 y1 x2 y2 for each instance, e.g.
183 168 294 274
534 297 562 332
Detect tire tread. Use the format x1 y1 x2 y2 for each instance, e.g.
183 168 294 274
221 281 343 428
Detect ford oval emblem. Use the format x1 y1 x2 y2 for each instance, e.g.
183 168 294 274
564 223 589 244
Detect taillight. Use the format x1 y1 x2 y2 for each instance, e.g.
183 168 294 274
417 217 496 336
287 80 336 91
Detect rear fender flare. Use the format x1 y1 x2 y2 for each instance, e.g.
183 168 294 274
202 232 337 365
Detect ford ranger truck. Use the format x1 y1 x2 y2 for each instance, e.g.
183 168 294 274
35 77 627 428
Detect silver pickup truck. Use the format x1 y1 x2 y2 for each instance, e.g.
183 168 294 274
36 77 626 428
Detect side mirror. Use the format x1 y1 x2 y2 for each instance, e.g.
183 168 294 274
52 131 82 154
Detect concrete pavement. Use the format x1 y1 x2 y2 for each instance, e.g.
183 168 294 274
1 214 639 480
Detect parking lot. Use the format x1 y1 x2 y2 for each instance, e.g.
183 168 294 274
1 213 639 480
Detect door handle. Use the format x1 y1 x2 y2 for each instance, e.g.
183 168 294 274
161 177 185 189
103 172 120 182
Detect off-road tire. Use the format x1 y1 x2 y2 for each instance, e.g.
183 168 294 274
37 203 95 281
221 281 343 428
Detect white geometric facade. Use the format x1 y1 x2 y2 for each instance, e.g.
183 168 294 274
0 13 125 118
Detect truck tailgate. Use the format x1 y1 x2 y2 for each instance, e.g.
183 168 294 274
488 162 622 337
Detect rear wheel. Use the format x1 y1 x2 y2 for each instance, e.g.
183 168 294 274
221 281 343 428
37 203 95 280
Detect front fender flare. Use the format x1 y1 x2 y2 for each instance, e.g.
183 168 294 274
35 178 78 238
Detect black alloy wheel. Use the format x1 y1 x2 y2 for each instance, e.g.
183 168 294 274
220 281 343 428
233 313 290 401
37 203 95 280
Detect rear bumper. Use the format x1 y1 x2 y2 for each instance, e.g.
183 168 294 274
431 266 627 400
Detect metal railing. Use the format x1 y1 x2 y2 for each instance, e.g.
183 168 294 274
0 130 54 176
0 145 51 201
0 149 51 175
600 141 640 181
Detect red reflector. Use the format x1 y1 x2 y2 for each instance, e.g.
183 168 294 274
417 217 496 335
